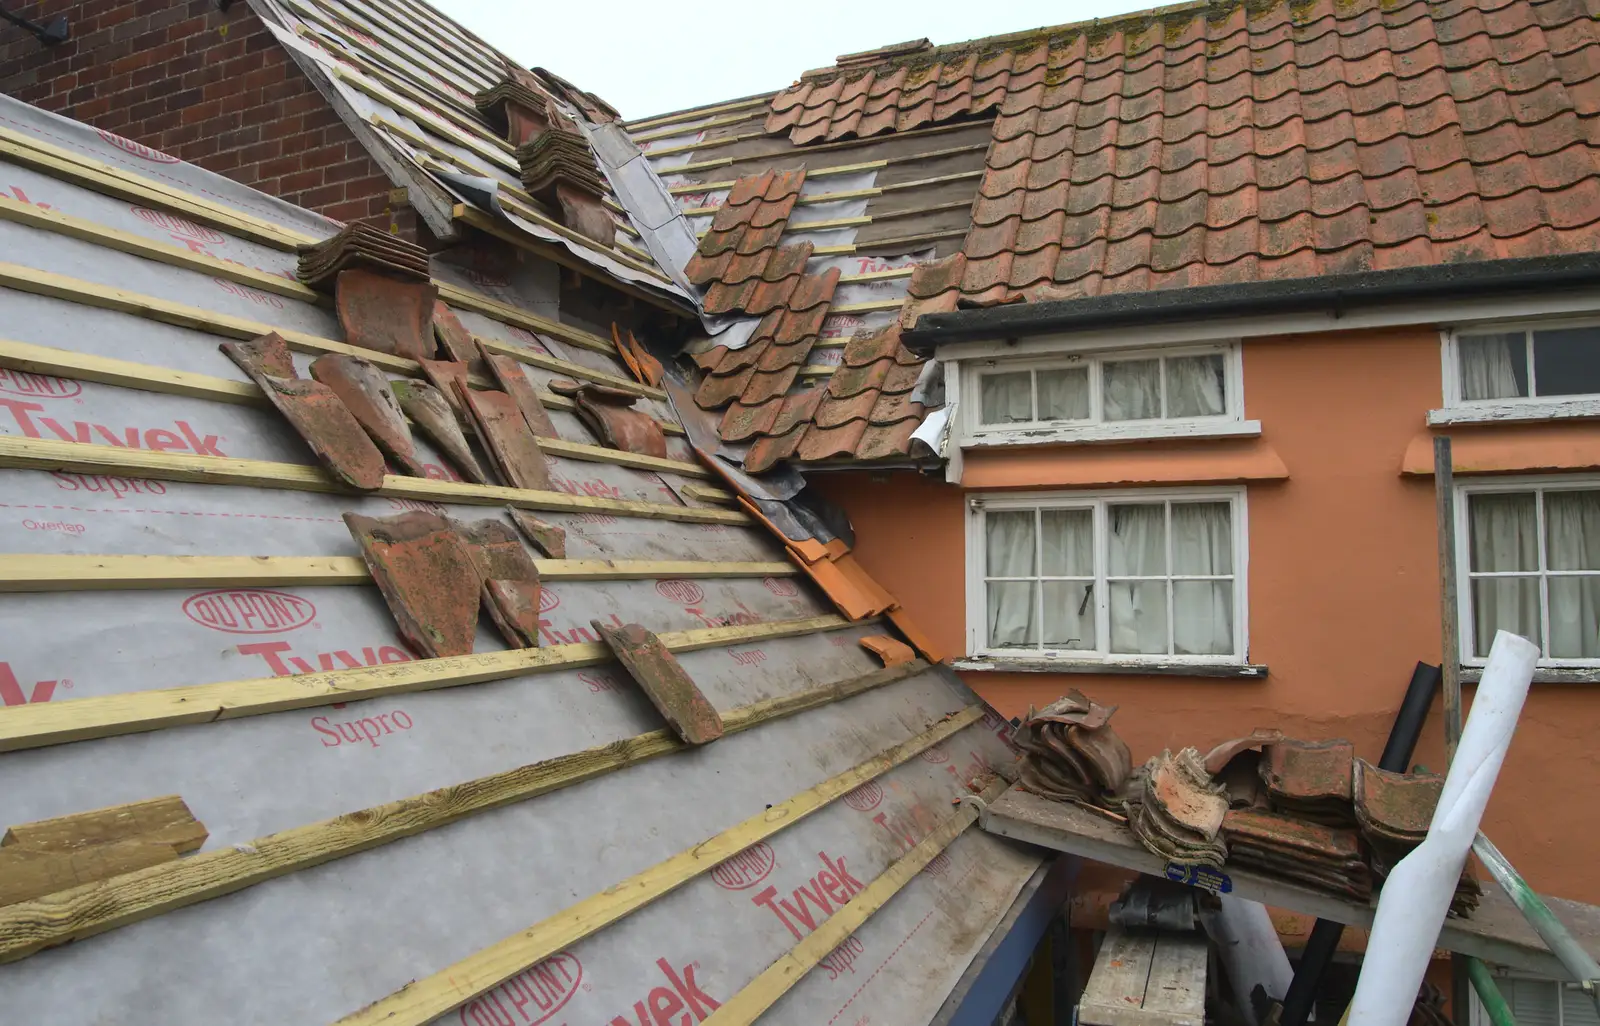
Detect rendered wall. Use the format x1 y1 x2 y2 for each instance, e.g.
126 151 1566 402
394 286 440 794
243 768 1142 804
814 325 1600 905
0 0 403 225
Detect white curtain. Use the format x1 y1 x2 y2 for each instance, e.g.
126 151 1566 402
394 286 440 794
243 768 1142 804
1167 355 1226 418
1546 490 1600 658
1041 509 1094 650
1037 367 1090 421
1103 360 1160 421
1459 333 1526 400
1171 502 1234 655
1108 504 1167 653
979 371 1032 425
1469 492 1541 656
985 510 1036 648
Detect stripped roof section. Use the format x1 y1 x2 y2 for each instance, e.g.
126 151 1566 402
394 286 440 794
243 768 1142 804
956 0 1600 304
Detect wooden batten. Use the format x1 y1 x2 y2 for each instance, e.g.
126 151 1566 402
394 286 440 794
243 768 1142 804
334 702 976 1025
0 662 930 963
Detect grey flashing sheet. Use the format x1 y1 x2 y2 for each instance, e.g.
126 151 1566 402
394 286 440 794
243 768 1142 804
0 99 1044 1025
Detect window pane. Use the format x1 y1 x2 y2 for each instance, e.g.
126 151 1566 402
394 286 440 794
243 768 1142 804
1472 577 1541 657
1042 580 1096 650
1469 493 1539 572
987 581 1038 648
1171 502 1232 575
1174 581 1233 655
985 511 1035 576
1103 359 1161 420
1037 366 1090 421
1166 354 1227 417
1548 576 1600 659
1504 978 1560 1026
979 371 1032 424
1109 504 1166 576
1545 490 1600 570
1110 581 1168 654
1532 326 1600 397
1041 508 1093 576
1459 333 1528 400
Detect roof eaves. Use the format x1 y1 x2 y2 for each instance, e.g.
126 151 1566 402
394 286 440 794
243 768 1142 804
903 253 1600 349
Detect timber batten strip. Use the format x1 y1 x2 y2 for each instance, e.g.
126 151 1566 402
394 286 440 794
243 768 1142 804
0 615 861 752
0 661 933 963
0 554 798 592
704 779 1006 1025
0 195 322 303
0 125 319 249
0 261 422 374
0 435 748 524
476 335 669 400
0 338 685 440
334 702 980 1025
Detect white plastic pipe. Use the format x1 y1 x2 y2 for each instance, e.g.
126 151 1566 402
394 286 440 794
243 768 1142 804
1200 895 1296 1023
1346 630 1540 1025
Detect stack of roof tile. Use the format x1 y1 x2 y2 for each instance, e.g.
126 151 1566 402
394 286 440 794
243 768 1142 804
1260 738 1357 825
1354 759 1481 916
516 125 607 201
948 0 1600 306
684 169 806 293
1123 748 1230 867
1222 808 1373 900
296 223 430 290
474 66 553 145
1013 690 1133 808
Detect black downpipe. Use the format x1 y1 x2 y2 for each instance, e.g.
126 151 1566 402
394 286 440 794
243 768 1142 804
1277 662 1443 1026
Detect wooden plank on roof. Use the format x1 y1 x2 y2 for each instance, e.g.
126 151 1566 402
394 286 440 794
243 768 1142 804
704 777 1006 1024
431 281 616 355
0 125 319 249
0 435 748 524
631 110 763 144
339 0 497 88
626 95 773 133
0 615 865 754
0 261 422 373
476 335 669 400
0 660 930 965
334 66 517 170
334 703 980 1025
0 194 321 303
0 554 798 592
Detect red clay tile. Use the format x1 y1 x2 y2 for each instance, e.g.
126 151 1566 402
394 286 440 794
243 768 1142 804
855 417 923 461
695 363 757 409
720 400 782 442
795 418 870 462
744 420 809 472
828 357 892 399
814 388 880 428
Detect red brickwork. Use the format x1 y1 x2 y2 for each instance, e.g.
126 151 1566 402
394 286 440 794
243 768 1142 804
0 0 400 224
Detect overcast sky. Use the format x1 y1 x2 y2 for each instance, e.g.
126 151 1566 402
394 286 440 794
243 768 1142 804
430 0 1136 121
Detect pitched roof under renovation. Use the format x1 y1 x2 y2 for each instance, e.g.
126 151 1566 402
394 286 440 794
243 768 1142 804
625 0 1600 463
0 93 1039 1023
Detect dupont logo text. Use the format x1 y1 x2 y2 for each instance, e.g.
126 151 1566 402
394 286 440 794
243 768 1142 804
0 369 80 399
843 781 884 812
655 578 706 606
761 577 799 598
710 842 776 891
458 953 581 1026
97 128 180 162
132 206 226 244
539 588 561 614
183 589 316 634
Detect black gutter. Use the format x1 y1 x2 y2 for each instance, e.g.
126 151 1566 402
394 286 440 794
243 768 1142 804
900 252 1600 352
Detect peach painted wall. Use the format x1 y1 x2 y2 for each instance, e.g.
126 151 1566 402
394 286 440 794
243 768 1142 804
813 325 1600 906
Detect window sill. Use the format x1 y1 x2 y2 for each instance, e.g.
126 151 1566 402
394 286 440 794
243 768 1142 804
954 657 1269 679
1461 665 1600 684
962 420 1262 449
1428 399 1600 426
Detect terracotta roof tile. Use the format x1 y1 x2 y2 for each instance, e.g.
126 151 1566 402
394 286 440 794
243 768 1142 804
686 170 807 316
720 400 782 442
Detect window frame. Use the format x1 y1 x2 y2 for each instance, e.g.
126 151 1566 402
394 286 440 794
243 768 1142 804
1436 318 1600 425
959 341 1254 446
1454 473 1600 668
964 486 1250 667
